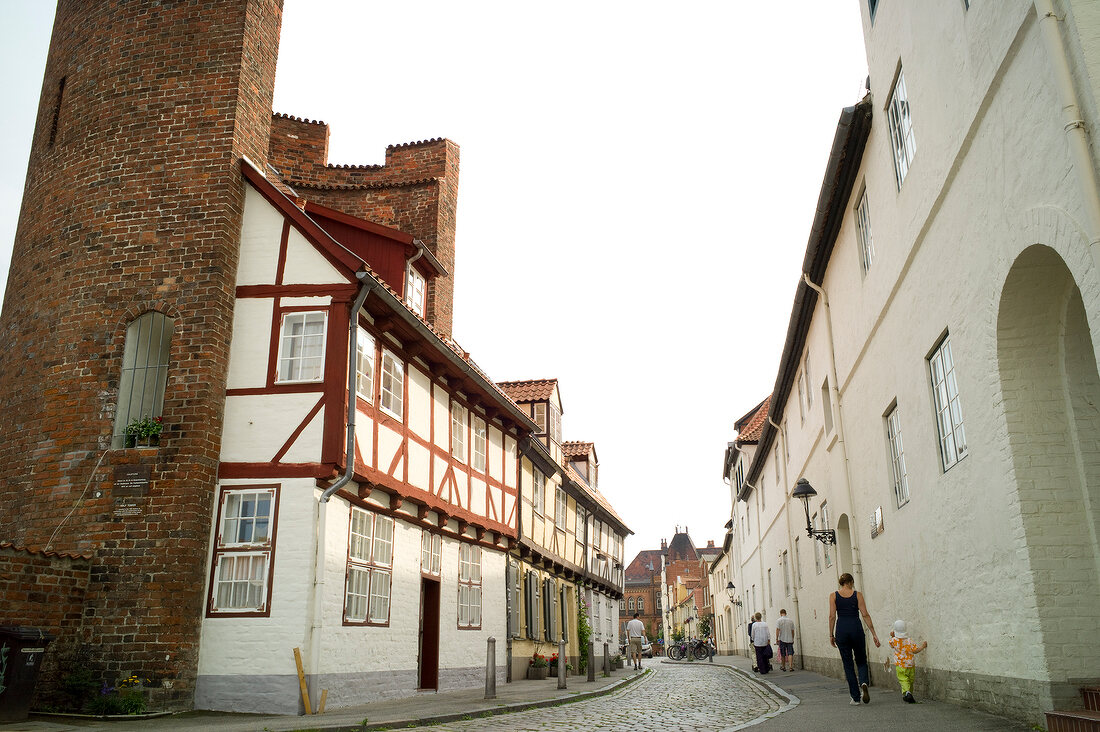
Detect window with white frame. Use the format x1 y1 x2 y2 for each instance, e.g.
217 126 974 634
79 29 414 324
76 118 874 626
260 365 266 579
114 311 173 445
356 327 375 402
532 468 545 514
805 353 813 408
620 598 626 612
380 349 403 418
783 420 789 460
782 550 791 597
794 536 803 588
555 486 567 527
450 401 467 462
628 597 635 612
797 371 806 423
406 266 426 318
929 335 967 470
549 404 562 444
277 311 327 383
856 190 875 276
532 403 547 433
458 543 482 628
885 404 910 506
774 447 780 486
887 69 917 188
210 486 277 614
472 418 486 472
638 596 644 613
344 507 393 624
606 599 612 639
812 514 822 574
421 530 442 576
767 568 773 606
592 595 601 640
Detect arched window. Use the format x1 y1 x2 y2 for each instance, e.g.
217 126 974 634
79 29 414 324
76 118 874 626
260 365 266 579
114 311 173 445
628 598 635 612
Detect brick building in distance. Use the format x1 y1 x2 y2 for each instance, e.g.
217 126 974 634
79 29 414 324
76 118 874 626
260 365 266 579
622 528 716 644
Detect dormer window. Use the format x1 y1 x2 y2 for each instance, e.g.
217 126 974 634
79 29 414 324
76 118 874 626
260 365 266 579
406 266 426 318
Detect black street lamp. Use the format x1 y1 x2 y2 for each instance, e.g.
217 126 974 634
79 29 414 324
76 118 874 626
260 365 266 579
725 581 742 606
791 478 837 545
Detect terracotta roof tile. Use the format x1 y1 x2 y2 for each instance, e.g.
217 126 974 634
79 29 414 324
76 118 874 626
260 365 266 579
561 441 593 458
735 396 771 444
0 541 92 561
497 379 557 402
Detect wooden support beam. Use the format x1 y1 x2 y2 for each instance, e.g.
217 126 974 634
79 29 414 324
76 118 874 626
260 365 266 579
293 647 312 715
389 494 404 512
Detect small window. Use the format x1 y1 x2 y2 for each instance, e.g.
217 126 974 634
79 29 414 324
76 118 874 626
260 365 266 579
822 378 834 435
804 353 813 408
868 0 880 22
887 68 917 188
344 507 393 625
277 311 327 383
885 404 910 506
406 266 426 317
380 349 404 419
797 371 806 423
620 598 626 612
929 335 967 470
637 596 644 613
532 403 547 433
532 468 545 514
628 597 635 612
356 328 375 402
458 543 482 629
114 311 174 445
555 486 567 527
451 401 467 462
209 486 277 614
821 504 833 568
856 190 875 275
774 447 781 486
782 550 791 597
421 530 442 576
549 404 562 443
767 568 773 606
472 418 486 472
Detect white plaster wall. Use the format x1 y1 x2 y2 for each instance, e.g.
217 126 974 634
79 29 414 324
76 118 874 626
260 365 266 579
226 298 273 390
237 185 282 286
407 366 432 441
282 226 346 285
221 393 324 463
432 384 448 449
354 414 375 471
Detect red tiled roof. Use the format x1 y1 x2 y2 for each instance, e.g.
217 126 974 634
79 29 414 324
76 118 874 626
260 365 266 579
735 396 771 444
497 379 557 402
625 549 665 581
562 441 593 458
0 541 92 561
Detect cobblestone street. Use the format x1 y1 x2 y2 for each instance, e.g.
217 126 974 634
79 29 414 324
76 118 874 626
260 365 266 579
417 663 781 731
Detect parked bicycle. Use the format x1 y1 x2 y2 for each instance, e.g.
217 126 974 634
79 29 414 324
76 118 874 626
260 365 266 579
667 637 708 661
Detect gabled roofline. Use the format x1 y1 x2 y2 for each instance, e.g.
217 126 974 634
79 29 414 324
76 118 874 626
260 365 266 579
742 97 873 498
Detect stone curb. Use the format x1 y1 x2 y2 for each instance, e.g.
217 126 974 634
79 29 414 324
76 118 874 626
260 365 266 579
306 670 651 731
659 657 801 729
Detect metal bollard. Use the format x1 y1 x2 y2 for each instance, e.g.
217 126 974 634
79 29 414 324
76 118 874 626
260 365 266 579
587 640 595 682
557 638 567 689
485 637 496 699
603 642 609 675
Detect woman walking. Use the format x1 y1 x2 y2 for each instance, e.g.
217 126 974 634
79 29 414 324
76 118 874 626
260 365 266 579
828 573 880 705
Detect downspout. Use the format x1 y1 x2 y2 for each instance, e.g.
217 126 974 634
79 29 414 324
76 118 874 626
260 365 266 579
307 270 375 702
769 415 805 669
1035 0 1100 269
801 274 863 588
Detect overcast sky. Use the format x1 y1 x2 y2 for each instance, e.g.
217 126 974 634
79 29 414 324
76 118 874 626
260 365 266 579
0 1 868 560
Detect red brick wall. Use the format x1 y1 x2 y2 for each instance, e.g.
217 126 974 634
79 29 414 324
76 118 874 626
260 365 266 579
269 117 459 337
0 544 91 708
0 0 283 710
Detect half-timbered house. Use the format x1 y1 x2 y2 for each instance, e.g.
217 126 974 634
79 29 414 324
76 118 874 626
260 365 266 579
497 381 630 678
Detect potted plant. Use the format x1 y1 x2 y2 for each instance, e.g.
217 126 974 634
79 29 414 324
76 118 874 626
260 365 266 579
124 416 164 448
528 651 549 680
611 653 625 670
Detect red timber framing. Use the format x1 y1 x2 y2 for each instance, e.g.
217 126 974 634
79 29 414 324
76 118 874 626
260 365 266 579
220 161 528 543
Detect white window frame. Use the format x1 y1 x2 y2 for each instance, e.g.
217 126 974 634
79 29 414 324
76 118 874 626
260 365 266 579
532 468 546 515
804 353 813 408
344 507 394 625
628 597 635 612
380 349 404 419
406 265 426 317
451 400 467 462
887 68 917 189
532 403 547 433
782 550 791 597
856 189 875 276
637 596 644 613
797 371 806 423
421 530 442 576
472 417 486 472
458 543 482 629
276 311 327 384
929 335 967 471
355 327 375 402
886 403 910 506
555 486 567 527
549 403 562 444
210 486 277 614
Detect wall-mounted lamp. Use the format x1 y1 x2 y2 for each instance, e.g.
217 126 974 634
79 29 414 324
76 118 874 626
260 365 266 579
725 581 743 607
791 478 837 545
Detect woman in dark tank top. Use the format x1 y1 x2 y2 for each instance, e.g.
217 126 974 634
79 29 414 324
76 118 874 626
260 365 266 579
827 572 881 705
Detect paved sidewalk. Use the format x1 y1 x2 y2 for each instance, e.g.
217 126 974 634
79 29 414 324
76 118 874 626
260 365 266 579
669 653 1034 731
1 666 645 732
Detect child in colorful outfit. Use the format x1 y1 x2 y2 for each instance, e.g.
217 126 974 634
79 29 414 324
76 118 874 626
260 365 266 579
888 619 927 703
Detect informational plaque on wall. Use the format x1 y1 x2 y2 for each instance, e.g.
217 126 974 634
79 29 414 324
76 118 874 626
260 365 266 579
113 464 151 518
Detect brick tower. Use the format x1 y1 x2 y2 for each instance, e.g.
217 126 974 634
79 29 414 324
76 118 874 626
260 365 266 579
0 0 283 708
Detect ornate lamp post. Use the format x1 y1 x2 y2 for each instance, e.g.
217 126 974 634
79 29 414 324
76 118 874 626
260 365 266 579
791 478 837 545
725 581 742 606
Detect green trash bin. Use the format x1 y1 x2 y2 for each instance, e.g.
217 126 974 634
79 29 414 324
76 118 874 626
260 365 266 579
0 626 55 722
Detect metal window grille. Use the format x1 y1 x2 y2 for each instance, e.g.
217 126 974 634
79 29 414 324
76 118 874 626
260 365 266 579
114 311 173 444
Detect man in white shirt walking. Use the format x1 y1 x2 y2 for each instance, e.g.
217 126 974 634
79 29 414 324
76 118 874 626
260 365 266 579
750 612 772 674
775 608 796 672
626 612 646 671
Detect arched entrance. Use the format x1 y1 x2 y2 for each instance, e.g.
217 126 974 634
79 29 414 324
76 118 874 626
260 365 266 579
997 244 1100 693
835 513 854 579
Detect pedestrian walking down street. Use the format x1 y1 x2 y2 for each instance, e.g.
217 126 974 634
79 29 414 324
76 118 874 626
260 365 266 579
707 635 716 662
750 612 773 674
888 619 928 703
626 612 646 671
775 608 796 672
828 573 881 705
748 617 758 672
